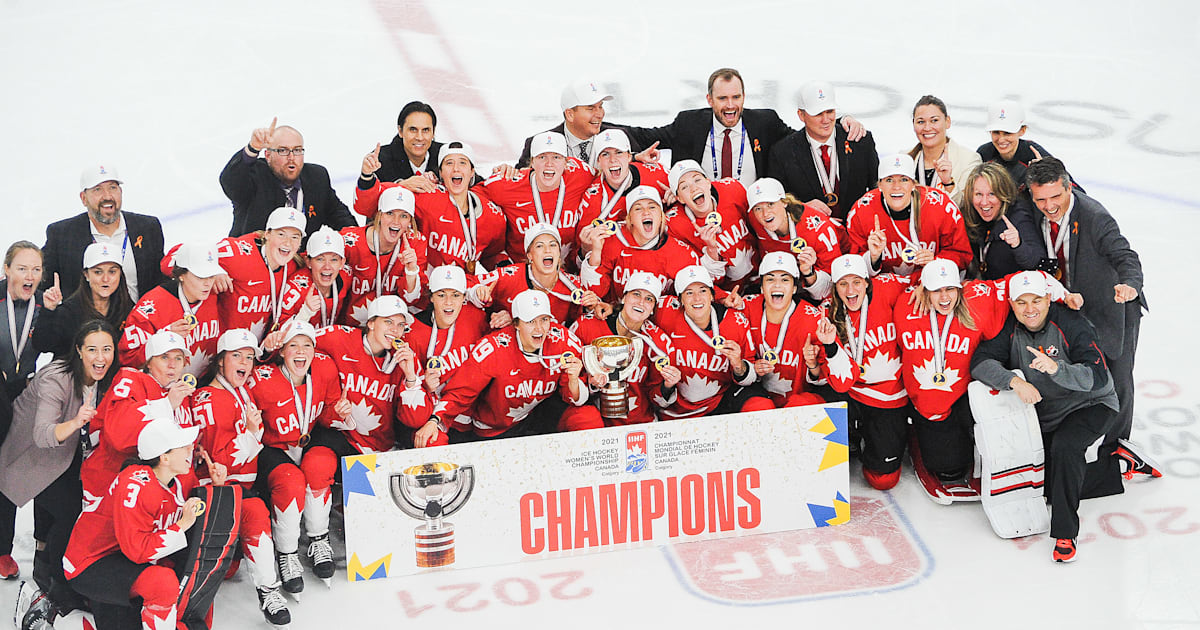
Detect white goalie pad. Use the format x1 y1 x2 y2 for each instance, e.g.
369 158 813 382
968 373 1051 539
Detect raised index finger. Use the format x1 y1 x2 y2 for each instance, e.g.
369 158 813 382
267 116 277 137
1025 345 1045 357
53 272 60 290
1002 215 1016 230
372 142 381 157
874 215 881 232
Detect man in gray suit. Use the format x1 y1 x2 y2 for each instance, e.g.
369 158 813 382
1026 157 1146 446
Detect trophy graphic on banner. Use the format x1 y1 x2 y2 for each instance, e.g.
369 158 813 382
389 462 475 568
583 335 644 421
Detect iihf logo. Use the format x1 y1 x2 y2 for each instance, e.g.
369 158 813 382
626 431 648 473
98 166 108 174
999 109 1007 120
817 89 826 101
893 156 903 168
589 83 597 93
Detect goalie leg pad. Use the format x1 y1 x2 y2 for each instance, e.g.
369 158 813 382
969 378 1050 539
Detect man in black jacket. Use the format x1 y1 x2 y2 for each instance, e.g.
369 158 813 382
365 101 444 189
767 81 879 223
516 80 633 168
220 117 357 237
41 165 166 299
971 271 1160 563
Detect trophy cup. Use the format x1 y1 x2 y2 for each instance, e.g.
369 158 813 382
389 462 475 568
582 335 644 421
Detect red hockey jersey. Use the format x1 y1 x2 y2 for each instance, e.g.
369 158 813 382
120 283 220 377
655 303 757 419
469 263 586 325
570 313 675 425
666 178 760 283
247 356 342 463
821 273 912 409
483 158 593 263
433 323 587 437
845 186 970 277
406 306 490 396
415 186 508 272
192 384 263 487
340 226 428 325
741 294 825 406
213 234 301 341
277 268 353 329
577 162 670 227
752 205 844 273
580 230 718 302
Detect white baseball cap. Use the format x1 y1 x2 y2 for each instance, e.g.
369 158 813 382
79 164 122 192
625 185 662 209
987 101 1026 134
746 177 786 210
144 330 190 363
511 289 553 322
306 226 345 258
1008 271 1049 299
216 328 261 357
137 414 200 460
624 271 664 301
831 254 870 283
589 128 631 168
878 154 916 181
281 320 318 345
759 251 800 278
674 265 713 293
798 81 838 114
668 160 706 194
83 242 123 269
531 131 568 159
172 242 223 278
523 222 561 252
439 141 476 170
921 259 963 290
377 186 415 214
561 80 613 111
429 265 467 294
265 207 307 235
366 295 413 323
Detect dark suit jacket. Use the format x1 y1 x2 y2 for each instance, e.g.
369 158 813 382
41 211 166 299
220 149 358 238
625 108 793 178
516 121 635 168
1051 191 1147 358
767 121 879 222
376 135 443 183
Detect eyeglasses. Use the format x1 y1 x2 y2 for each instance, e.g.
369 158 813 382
268 147 305 157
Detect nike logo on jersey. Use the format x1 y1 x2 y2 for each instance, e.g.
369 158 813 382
247 280 264 286
906 313 923 320
516 201 532 207
438 216 454 223
276 400 291 407
509 369 521 376
341 355 359 363
885 456 898 462
354 266 372 272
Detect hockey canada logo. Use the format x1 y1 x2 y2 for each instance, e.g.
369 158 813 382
626 431 648 473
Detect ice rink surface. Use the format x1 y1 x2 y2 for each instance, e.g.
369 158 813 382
2 1 1199 628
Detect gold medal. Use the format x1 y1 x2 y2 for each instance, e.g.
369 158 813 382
932 372 947 386
181 374 197 388
790 237 807 254
426 357 444 371
570 289 584 304
705 211 722 228
183 313 198 329
298 433 311 448
392 338 407 351
762 348 779 365
711 335 726 351
901 246 918 264
560 351 575 362
825 192 839 207
602 220 618 235
590 218 604 228
859 365 866 379
192 500 206 516
653 356 670 370
465 260 477 274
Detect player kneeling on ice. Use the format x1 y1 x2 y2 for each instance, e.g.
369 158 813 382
970 271 1161 563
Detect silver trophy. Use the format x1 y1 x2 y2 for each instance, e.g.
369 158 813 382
582 335 644 421
389 462 475 568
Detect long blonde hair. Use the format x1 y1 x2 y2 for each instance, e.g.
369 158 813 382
919 287 975 331
960 163 1017 244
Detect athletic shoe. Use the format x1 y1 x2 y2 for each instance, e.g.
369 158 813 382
863 467 901 490
1053 538 1077 563
21 599 56 630
0 554 19 579
257 585 292 627
277 552 304 596
13 581 38 627
307 534 335 580
1114 439 1164 480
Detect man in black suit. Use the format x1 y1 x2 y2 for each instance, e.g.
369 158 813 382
41 164 166 300
1026 157 1147 446
516 80 635 168
362 101 444 190
220 117 358 237
767 81 879 223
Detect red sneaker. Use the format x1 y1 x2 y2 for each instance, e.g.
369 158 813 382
0 554 18 579
863 467 901 490
1053 538 1077 563
1114 439 1163 481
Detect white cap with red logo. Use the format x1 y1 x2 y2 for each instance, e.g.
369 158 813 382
511 289 552 322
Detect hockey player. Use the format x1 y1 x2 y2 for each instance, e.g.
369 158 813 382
120 241 222 376
249 321 345 598
413 142 507 272
745 177 837 296
819 254 913 490
276 226 351 328
63 412 204 630
664 160 760 286
468 223 600 327
81 330 196 513
656 266 771 419
483 132 593 264
192 329 290 625
742 253 827 408
576 129 669 251
569 272 679 428
581 186 725 302
970 271 1161 562
427 290 594 440
211 207 307 341
342 187 426 324
845 154 971 279
408 266 490 400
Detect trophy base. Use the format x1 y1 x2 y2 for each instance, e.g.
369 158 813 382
598 389 629 421
414 523 455 568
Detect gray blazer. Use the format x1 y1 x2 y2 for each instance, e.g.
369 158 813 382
0 363 86 506
1055 191 1147 359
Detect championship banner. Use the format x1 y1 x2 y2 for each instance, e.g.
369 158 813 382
340 403 849 581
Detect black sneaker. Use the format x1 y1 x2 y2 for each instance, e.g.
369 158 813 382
1053 538 1077 563
1114 439 1164 481
257 585 291 627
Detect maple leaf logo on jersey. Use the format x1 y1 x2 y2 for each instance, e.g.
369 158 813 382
230 431 262 468
131 469 152 484
349 303 370 326
347 399 382 436
564 160 580 173
506 398 540 422
729 247 754 279
805 215 824 232
586 184 600 196
194 390 212 403
501 266 518 277
137 300 156 316
343 232 359 247
858 193 874 207
248 319 267 343
294 275 310 289
255 365 274 380
732 312 750 328
803 303 824 317
547 327 563 342
679 373 720 402
398 386 426 410
970 283 992 298
763 372 793 396
924 189 945 205
186 348 212 379
862 350 901 383
913 359 960 392
236 240 255 255
496 332 512 347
